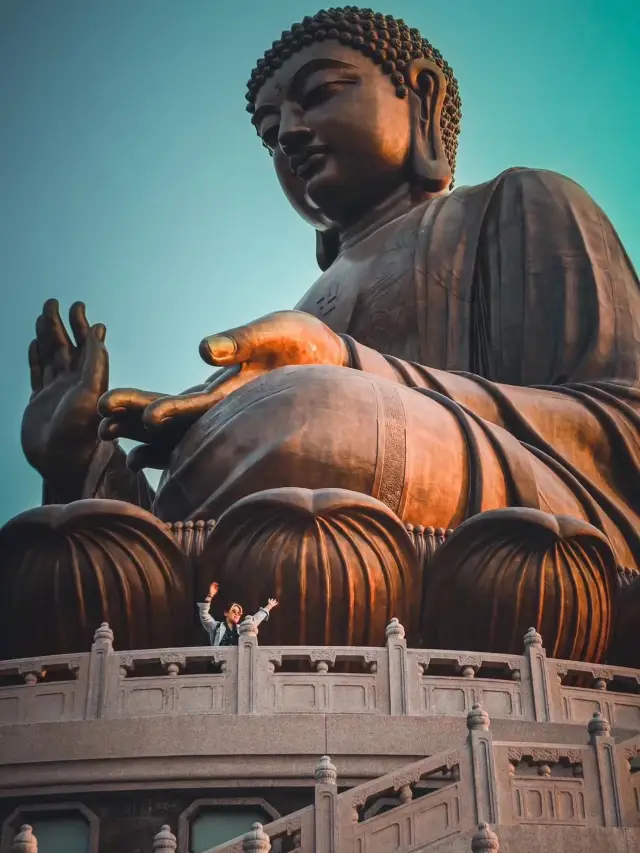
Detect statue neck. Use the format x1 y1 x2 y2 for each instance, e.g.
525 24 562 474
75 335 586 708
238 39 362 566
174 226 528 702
338 183 447 253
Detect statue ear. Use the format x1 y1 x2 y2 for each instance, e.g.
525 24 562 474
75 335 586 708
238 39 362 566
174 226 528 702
316 228 340 271
404 59 451 193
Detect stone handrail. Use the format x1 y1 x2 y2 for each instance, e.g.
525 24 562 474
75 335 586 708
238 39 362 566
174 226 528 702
191 707 640 853
1 620 639 728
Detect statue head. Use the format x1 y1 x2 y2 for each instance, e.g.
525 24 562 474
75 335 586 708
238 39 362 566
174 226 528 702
247 7 461 267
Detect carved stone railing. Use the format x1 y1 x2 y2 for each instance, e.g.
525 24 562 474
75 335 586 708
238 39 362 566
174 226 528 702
10 717 639 852
179 709 640 853
1 620 640 729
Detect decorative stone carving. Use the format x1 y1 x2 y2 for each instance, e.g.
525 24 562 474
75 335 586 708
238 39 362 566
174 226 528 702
118 654 135 675
524 627 543 648
310 650 337 671
0 500 194 658
16 662 45 684
239 615 258 638
457 654 481 678
152 825 177 852
588 711 611 739
93 622 114 645
386 617 406 639
471 823 499 852
392 769 423 790
285 819 301 836
421 509 617 660
445 751 461 770
195 488 420 646
11 824 37 853
167 518 217 559
160 652 186 676
315 755 338 785
507 746 583 766
467 704 490 731
242 824 270 853
159 652 186 666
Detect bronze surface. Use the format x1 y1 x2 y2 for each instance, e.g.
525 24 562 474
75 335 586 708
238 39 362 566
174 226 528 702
6 7 640 660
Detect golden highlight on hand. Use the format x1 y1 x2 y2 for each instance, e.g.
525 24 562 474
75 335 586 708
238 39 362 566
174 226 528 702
96 310 349 470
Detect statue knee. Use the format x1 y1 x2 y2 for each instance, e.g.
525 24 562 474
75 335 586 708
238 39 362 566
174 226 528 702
155 365 387 521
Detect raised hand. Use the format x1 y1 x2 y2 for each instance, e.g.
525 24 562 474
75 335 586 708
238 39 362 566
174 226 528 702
98 310 349 471
209 582 219 598
21 299 110 498
266 598 279 611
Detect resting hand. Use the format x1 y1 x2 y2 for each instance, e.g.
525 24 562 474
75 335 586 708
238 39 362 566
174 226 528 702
98 310 348 470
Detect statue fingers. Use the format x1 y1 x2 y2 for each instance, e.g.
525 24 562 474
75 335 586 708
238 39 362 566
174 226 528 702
35 307 55 382
28 339 43 394
44 298 74 373
126 442 172 472
142 368 254 433
69 301 91 348
97 387 164 418
98 414 150 443
79 324 109 396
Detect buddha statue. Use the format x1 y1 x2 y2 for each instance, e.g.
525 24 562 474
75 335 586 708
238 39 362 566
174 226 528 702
3 6 639 665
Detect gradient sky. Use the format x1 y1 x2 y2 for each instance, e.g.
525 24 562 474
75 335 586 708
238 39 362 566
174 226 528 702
0 0 638 524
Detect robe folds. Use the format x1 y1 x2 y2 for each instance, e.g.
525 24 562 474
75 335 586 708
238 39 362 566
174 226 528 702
59 168 639 571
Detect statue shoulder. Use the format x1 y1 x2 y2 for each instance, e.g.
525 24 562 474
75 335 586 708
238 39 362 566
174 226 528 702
449 166 594 204
491 166 596 207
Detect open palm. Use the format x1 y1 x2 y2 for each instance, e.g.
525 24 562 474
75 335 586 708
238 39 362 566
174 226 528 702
21 299 109 495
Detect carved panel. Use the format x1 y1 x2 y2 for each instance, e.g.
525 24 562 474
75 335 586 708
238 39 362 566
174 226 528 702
511 779 587 826
508 747 583 766
160 652 187 667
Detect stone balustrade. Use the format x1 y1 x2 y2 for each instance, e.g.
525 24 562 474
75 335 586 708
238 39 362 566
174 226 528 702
8 708 640 852
147 709 638 853
1 619 639 729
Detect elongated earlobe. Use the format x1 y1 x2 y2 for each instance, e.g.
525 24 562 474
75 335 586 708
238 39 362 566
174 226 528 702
316 229 340 271
405 59 452 193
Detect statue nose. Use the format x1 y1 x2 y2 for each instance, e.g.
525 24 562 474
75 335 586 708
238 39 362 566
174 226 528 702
279 126 315 157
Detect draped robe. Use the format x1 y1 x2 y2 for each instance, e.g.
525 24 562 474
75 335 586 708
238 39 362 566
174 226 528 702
53 168 640 572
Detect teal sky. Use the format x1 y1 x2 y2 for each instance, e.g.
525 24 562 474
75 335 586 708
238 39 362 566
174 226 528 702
0 0 638 524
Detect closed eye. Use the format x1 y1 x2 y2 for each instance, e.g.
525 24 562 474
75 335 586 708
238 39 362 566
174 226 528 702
301 79 355 110
261 125 280 151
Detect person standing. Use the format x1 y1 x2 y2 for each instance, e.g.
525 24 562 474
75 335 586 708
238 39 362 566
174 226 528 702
197 581 278 646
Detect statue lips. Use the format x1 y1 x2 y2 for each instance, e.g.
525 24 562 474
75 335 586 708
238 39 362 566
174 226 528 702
289 146 328 182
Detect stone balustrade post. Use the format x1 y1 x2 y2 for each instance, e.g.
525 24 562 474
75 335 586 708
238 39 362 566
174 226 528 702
153 825 177 852
237 616 259 714
243 823 271 853
386 618 409 715
588 712 624 826
85 622 114 719
470 822 500 851
467 705 500 828
11 824 37 853
314 755 339 853
522 627 553 722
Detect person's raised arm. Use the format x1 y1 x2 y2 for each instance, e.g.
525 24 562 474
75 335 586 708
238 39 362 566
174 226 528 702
197 582 220 636
254 597 278 627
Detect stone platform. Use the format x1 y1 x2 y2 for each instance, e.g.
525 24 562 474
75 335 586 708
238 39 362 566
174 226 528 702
0 621 639 852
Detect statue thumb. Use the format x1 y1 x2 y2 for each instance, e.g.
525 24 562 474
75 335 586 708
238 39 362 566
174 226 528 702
199 334 239 366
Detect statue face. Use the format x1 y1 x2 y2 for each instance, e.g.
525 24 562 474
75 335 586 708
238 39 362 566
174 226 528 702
253 41 412 228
